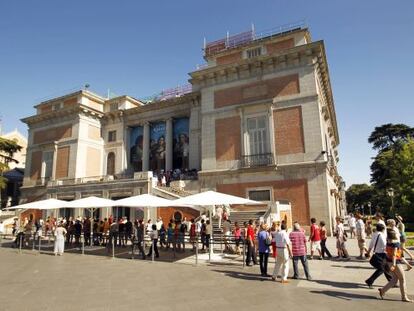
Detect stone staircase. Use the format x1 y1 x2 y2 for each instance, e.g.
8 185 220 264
212 210 267 234
152 185 193 199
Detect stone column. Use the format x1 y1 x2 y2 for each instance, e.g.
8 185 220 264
142 122 150 171
166 118 173 171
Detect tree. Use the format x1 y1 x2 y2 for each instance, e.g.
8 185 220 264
368 123 414 151
0 137 22 189
346 183 375 213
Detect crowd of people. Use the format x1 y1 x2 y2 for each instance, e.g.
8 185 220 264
5 211 413 302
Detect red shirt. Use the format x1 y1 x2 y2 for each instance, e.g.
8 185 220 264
246 225 255 241
310 224 321 242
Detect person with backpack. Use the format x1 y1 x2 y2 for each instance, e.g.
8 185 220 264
334 217 349 259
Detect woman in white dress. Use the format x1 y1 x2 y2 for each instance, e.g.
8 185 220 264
54 224 67 256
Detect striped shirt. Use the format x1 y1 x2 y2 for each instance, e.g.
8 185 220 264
289 230 307 256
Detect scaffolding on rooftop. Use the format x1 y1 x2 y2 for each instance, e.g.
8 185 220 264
139 84 193 103
203 20 306 57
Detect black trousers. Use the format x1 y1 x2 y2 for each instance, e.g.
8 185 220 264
246 241 257 265
147 239 159 258
133 240 146 259
321 239 332 258
259 252 269 275
366 253 393 285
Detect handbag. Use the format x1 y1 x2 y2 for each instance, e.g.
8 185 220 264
369 234 384 268
265 233 272 246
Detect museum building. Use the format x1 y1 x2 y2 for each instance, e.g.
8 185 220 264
20 24 345 231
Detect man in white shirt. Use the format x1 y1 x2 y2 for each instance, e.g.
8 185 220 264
355 213 368 259
272 223 293 283
365 223 392 288
348 214 356 238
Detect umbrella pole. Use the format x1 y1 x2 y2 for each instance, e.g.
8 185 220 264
209 206 213 261
90 208 94 247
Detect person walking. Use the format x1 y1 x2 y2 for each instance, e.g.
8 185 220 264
245 220 257 266
134 220 146 259
334 217 349 259
355 213 368 259
378 228 412 302
290 223 312 280
309 218 322 260
365 223 392 288
319 221 332 259
257 224 270 277
54 224 67 256
233 222 242 255
348 214 356 239
270 222 279 259
396 215 414 262
272 223 293 284
205 219 212 252
147 224 159 258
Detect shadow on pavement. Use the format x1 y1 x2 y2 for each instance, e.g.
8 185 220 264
309 279 367 289
211 269 270 282
331 264 373 270
309 290 377 301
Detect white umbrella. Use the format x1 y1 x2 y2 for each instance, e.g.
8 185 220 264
64 196 116 246
3 198 69 210
114 194 172 209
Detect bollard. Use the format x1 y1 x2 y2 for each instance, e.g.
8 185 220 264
208 237 211 263
38 236 41 253
131 243 134 260
82 236 85 255
32 233 36 251
242 241 246 268
195 236 198 266
19 234 22 253
151 240 154 262
112 237 115 259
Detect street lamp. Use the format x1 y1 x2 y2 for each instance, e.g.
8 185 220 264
387 188 395 215
367 202 372 216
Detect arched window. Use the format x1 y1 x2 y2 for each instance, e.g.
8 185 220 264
107 152 115 176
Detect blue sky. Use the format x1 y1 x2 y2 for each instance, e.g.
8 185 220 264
0 1 413 186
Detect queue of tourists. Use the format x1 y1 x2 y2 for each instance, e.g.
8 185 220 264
6 211 413 302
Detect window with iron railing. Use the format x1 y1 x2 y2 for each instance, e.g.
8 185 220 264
246 47 262 59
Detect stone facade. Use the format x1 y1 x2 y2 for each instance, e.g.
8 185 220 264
20 26 344 232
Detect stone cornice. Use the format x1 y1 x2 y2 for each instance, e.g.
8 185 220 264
21 104 104 126
189 41 321 86
34 90 106 108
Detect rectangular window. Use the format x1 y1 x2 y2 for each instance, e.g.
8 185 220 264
246 47 262 59
246 115 268 155
42 151 54 179
52 102 63 111
108 130 117 142
110 103 118 112
248 189 271 202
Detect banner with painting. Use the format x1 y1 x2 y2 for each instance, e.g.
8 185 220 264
150 121 166 172
130 126 143 172
173 117 189 170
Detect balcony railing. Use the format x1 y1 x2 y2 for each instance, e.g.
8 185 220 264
241 153 274 168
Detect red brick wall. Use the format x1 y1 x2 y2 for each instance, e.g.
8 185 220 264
215 116 241 161
216 52 242 65
21 209 43 222
30 151 42 180
217 179 310 225
55 146 70 178
214 74 300 108
33 125 72 144
265 38 295 55
273 106 305 155
157 207 199 223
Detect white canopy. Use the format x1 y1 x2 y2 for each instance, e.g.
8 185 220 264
114 194 172 209
3 198 69 210
63 196 116 208
171 190 262 207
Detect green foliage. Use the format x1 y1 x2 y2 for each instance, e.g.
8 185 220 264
346 183 374 212
368 123 414 151
0 137 22 189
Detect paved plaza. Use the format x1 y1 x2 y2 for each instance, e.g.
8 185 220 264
0 238 412 311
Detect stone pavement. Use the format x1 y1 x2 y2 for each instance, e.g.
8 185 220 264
0 237 413 311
